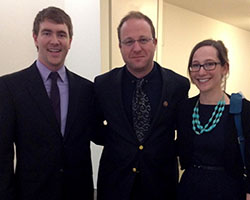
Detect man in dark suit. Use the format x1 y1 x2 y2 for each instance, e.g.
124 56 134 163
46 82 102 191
0 7 94 200
94 11 190 200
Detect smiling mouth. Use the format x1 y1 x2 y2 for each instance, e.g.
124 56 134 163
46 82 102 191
48 49 61 53
198 78 209 83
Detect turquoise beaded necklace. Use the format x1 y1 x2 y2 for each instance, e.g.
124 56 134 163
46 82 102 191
192 95 226 135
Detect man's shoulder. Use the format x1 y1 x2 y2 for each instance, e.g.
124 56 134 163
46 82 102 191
66 69 93 86
94 66 124 83
178 95 198 110
157 65 189 87
158 64 188 81
155 62 190 94
0 62 36 83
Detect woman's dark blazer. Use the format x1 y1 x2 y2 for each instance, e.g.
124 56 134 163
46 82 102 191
177 95 250 193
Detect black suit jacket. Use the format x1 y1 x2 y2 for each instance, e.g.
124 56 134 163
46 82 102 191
94 62 190 200
177 95 250 193
0 62 94 200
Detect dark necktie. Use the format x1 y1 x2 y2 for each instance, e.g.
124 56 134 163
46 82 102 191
49 72 61 127
132 79 151 142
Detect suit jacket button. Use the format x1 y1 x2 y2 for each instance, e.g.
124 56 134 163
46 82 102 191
132 168 137 173
139 145 144 150
59 168 64 173
103 120 108 125
163 101 168 107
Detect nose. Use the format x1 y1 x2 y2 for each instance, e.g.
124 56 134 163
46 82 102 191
198 66 207 75
132 41 142 51
50 34 59 44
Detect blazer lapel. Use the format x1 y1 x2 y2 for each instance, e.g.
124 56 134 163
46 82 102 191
112 68 137 143
26 63 61 134
63 70 79 141
143 67 175 141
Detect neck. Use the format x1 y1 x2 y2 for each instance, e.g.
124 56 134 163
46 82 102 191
126 63 154 79
199 90 225 105
38 59 64 72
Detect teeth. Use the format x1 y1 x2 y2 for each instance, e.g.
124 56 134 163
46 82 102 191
48 49 60 52
199 79 209 83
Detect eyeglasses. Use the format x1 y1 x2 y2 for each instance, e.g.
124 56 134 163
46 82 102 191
189 62 221 72
121 37 154 47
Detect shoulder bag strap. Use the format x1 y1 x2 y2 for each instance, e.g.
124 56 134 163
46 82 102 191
229 93 247 178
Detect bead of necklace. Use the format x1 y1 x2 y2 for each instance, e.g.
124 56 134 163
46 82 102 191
192 95 225 135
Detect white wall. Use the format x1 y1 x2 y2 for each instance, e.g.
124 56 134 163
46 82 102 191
64 0 101 80
0 0 102 188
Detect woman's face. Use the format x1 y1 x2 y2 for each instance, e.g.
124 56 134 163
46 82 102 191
190 46 228 95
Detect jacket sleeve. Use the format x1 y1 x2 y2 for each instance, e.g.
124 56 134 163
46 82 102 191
0 78 16 200
90 78 107 146
242 98 250 193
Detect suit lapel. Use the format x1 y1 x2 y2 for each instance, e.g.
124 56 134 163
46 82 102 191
144 67 175 141
63 70 79 141
112 68 137 142
26 63 61 134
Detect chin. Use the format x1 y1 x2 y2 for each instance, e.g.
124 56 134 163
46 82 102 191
199 87 212 94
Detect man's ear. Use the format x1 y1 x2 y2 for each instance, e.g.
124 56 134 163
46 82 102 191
33 33 39 49
153 38 157 46
33 33 38 43
68 38 72 49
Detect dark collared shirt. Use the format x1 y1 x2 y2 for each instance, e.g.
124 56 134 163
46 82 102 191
122 63 162 127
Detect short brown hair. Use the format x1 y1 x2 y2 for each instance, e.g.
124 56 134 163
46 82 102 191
33 6 73 39
117 11 156 43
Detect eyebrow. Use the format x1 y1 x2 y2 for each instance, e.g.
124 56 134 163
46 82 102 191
123 36 150 40
41 29 67 35
192 58 216 63
41 29 52 33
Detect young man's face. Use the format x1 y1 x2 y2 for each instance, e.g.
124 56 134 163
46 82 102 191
33 19 72 71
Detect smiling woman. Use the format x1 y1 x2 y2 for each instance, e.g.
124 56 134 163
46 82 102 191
177 39 250 200
187 40 229 101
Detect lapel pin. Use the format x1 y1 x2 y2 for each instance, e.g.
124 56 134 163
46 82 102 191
163 101 168 107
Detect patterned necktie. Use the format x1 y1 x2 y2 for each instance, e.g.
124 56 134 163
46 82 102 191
132 79 151 142
49 72 61 127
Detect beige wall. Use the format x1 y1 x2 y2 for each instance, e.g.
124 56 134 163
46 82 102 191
162 3 250 98
100 0 111 73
